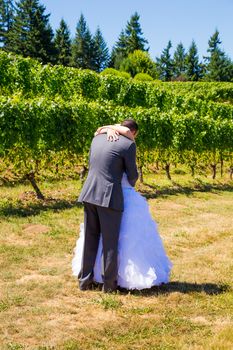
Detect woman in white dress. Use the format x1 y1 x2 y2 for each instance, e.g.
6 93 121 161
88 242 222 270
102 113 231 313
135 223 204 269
72 124 172 290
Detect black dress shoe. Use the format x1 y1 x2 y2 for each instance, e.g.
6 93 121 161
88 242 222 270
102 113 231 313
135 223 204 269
117 286 128 293
80 281 103 291
79 282 94 291
102 285 117 293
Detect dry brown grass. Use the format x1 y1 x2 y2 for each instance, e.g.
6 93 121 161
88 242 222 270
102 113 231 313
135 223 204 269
0 176 232 349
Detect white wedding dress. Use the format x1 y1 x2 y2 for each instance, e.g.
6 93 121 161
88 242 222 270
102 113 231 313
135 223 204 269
72 174 172 290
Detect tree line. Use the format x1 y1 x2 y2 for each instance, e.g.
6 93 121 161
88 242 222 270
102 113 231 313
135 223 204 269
0 0 233 82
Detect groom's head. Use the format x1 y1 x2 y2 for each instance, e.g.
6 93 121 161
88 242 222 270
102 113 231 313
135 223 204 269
121 119 138 138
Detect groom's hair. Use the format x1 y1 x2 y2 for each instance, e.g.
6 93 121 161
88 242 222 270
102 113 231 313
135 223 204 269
121 119 138 133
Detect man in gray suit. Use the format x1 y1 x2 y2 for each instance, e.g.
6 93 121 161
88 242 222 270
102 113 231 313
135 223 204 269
78 119 138 292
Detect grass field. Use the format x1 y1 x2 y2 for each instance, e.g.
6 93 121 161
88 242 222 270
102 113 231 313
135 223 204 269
0 172 232 350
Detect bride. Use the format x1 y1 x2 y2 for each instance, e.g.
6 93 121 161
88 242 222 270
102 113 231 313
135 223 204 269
72 123 172 290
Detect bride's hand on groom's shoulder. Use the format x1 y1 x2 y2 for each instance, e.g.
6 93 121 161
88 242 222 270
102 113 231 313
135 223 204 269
107 128 119 142
93 126 119 141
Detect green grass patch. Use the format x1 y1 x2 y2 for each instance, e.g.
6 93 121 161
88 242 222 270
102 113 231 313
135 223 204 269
0 174 232 349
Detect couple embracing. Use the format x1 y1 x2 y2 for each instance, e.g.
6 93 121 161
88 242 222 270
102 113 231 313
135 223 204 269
72 119 172 292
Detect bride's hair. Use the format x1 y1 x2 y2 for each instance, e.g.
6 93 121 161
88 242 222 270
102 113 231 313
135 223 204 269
121 119 138 133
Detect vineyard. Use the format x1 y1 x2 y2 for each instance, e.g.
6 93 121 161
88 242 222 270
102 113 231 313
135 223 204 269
0 51 233 197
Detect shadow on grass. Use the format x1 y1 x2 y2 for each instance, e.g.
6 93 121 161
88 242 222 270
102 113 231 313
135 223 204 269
119 281 231 296
0 173 82 187
0 198 82 218
0 180 232 218
140 181 233 199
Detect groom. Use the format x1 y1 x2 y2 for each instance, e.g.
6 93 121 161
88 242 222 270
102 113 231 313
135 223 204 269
78 119 138 292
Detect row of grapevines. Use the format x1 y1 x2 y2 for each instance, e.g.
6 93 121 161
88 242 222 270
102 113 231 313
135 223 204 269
1 51 233 114
1 96 232 163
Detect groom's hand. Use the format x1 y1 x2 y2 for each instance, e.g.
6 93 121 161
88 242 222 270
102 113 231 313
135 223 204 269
107 129 119 142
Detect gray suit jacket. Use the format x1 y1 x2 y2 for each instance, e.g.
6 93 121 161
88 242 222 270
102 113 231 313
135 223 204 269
78 134 138 211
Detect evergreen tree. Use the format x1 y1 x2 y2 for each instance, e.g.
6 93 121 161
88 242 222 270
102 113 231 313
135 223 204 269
109 30 127 69
54 18 71 66
204 30 232 81
156 40 173 81
0 0 15 47
185 40 202 81
92 26 109 72
125 12 148 53
71 13 95 69
6 0 55 63
173 42 187 80
111 12 148 69
207 29 222 54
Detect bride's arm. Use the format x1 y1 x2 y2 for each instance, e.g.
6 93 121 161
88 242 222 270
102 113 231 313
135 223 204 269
95 124 134 141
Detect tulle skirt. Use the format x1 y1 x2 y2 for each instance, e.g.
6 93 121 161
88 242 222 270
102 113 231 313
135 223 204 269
72 187 172 290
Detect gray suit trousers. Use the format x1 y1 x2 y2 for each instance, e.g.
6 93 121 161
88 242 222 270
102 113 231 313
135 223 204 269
78 202 122 291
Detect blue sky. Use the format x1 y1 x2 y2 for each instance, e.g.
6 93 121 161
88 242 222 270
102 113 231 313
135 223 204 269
42 0 233 61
